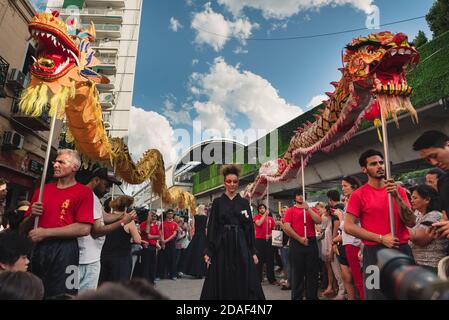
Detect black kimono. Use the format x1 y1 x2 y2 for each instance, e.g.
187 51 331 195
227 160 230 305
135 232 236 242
200 193 265 300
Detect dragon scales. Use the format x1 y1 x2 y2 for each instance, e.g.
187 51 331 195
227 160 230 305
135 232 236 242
245 31 420 199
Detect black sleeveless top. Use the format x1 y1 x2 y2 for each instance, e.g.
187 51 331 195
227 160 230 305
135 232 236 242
101 226 131 257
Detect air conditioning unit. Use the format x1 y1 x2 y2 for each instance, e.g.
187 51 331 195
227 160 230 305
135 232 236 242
7 69 27 90
2 130 24 149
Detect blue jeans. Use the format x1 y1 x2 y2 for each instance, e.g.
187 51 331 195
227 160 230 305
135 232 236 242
78 261 101 292
280 246 292 283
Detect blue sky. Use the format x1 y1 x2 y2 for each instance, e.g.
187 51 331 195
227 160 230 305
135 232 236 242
128 0 434 165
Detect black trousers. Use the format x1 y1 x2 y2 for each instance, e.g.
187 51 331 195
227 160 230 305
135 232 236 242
290 237 319 300
141 246 157 284
30 238 79 299
362 244 413 300
99 254 132 283
255 238 276 283
157 240 176 278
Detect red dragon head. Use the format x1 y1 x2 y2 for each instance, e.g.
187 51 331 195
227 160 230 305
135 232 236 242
29 11 80 81
345 31 420 123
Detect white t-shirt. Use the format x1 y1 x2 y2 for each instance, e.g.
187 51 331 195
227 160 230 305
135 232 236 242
78 193 105 264
341 209 362 247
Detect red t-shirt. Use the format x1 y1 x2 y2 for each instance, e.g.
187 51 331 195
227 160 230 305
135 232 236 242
284 206 316 238
161 220 178 241
26 182 94 228
140 221 160 246
346 183 411 245
253 214 276 239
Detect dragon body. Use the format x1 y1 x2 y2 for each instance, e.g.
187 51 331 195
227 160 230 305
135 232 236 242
246 31 420 198
19 11 196 212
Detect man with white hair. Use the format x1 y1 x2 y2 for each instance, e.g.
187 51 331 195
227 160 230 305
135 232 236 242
20 149 94 298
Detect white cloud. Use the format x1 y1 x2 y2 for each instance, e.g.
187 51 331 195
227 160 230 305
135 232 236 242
128 106 175 166
190 57 303 136
169 17 183 32
233 46 248 54
191 2 258 51
193 101 235 138
163 99 193 126
217 0 375 19
192 59 199 66
306 94 328 109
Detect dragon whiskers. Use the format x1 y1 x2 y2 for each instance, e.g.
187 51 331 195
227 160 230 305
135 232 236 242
377 94 418 127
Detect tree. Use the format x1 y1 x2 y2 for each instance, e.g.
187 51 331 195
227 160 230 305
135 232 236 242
413 30 428 48
426 0 449 37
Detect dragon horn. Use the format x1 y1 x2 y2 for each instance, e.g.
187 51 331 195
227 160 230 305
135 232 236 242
330 81 339 88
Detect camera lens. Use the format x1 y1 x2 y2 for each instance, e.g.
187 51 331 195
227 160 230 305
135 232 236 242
378 249 447 300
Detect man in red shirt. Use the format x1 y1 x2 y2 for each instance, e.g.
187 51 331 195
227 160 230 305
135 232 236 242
138 210 160 284
283 190 322 300
344 149 415 300
253 203 278 285
156 209 178 280
20 149 94 298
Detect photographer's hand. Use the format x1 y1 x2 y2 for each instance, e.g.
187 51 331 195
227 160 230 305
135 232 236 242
380 233 400 248
432 220 449 239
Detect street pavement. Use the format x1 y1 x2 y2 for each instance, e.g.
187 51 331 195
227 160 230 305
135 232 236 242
154 276 291 300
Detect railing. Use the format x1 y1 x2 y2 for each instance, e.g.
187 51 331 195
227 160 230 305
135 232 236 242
81 23 121 32
0 55 9 87
95 53 118 65
102 112 111 123
50 8 123 17
90 40 120 49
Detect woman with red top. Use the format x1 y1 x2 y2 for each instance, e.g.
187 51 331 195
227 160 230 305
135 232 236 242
253 203 278 285
201 165 265 300
135 210 160 284
336 176 364 300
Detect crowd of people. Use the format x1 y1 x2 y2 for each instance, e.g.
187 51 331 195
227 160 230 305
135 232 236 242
0 130 449 300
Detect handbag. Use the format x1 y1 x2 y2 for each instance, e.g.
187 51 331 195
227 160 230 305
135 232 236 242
272 229 283 247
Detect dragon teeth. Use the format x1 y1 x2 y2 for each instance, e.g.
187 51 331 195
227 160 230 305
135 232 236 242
405 49 411 55
69 50 80 66
391 49 397 56
398 48 405 55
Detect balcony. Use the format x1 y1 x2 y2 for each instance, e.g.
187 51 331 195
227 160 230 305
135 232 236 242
99 92 116 109
81 23 121 38
84 0 125 8
52 8 123 24
95 52 118 67
90 39 120 51
10 100 50 131
102 112 112 128
95 74 115 91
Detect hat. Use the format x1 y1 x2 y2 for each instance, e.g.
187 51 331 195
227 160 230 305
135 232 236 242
91 168 122 186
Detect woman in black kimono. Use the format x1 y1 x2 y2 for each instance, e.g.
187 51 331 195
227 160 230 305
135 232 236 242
200 165 265 300
182 204 208 278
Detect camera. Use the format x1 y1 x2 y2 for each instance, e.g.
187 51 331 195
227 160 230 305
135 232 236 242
134 207 150 223
377 249 449 300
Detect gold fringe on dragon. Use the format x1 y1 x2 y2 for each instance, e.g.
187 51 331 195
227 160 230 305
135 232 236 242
18 11 196 213
245 31 420 199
